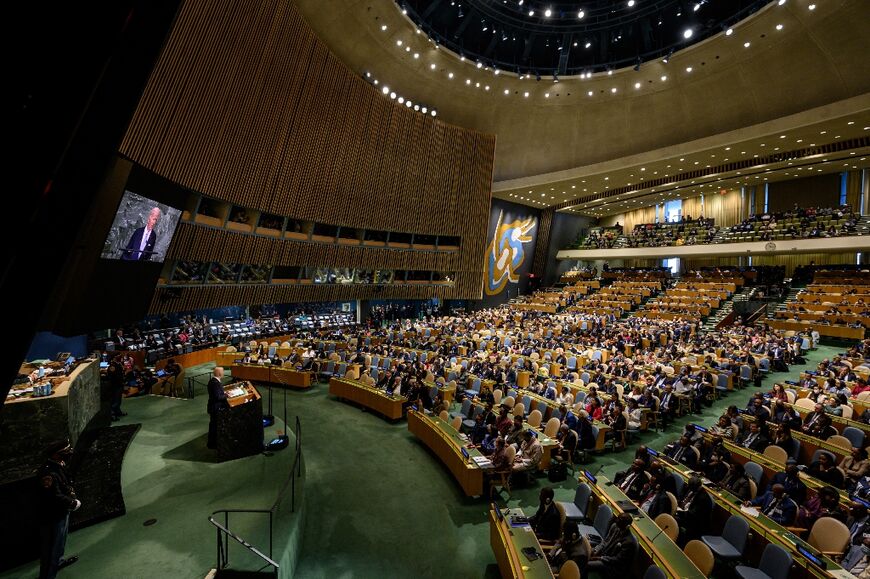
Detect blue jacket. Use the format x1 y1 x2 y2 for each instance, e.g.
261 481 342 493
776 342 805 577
750 491 797 525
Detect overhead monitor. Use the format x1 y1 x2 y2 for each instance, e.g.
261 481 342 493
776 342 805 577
101 190 182 262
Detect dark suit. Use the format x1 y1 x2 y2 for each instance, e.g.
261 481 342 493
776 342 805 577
586 525 637 579
613 469 647 500
676 489 713 542
121 227 157 261
206 376 228 449
738 431 769 453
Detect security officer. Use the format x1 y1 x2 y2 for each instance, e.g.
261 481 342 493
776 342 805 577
36 440 81 578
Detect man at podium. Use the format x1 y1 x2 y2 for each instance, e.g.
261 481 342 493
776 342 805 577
206 367 228 449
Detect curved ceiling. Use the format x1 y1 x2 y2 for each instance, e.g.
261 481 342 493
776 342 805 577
400 0 771 75
295 0 870 187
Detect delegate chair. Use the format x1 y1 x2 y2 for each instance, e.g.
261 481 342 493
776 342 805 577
450 416 462 430
701 515 750 562
528 409 543 428
490 445 517 499
654 513 679 541
684 540 715 576
842 426 866 449
577 504 612 546
735 543 792 579
544 417 561 438
806 517 850 558
763 445 789 465
558 561 581 579
558 483 592 522
743 462 764 487
643 566 666 579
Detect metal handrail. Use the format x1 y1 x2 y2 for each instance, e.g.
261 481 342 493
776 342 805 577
185 369 213 399
207 415 303 575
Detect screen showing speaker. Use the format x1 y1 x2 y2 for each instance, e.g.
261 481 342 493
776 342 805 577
101 190 182 262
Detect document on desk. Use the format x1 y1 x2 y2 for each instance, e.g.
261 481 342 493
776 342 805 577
740 506 760 518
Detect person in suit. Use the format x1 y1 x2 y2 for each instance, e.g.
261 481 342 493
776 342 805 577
613 459 648 500
548 520 590 571
658 384 678 425
639 479 672 519
667 436 698 468
768 459 808 505
737 421 769 453
745 483 797 526
121 206 161 261
206 367 228 449
529 486 562 542
676 476 713 544
801 403 833 439
584 513 636 579
721 462 753 501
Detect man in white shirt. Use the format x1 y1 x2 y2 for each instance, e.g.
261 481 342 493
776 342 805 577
122 207 161 261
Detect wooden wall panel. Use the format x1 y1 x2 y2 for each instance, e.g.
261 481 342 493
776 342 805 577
121 0 494 311
531 209 553 277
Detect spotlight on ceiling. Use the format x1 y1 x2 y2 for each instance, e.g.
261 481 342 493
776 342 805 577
633 58 641 72
662 49 674 64
627 0 635 6
683 28 694 39
577 10 585 19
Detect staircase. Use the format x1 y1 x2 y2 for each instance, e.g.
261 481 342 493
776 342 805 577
701 287 752 332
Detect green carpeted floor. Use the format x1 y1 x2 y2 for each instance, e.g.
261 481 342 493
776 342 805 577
0 344 850 579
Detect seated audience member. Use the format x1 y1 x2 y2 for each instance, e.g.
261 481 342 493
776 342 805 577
840 536 870 577
745 483 798 526
844 503 870 559
702 447 730 483
796 485 846 528
808 451 846 488
658 384 678 425
710 415 736 439
529 487 561 542
666 436 698 468
676 476 713 544
626 398 643 430
513 431 543 472
801 403 833 439
613 459 648 501
638 479 672 519
585 513 636 579
495 406 513 435
555 424 578 463
720 462 753 501
548 521 589 571
769 459 808 504
737 421 770 452
574 410 597 451
505 416 526 447
842 448 870 490
490 437 511 470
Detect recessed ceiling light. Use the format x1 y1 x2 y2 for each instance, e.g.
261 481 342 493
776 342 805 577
611 87 617 93
524 91 529 97
544 8 552 17
627 0 635 6
776 24 783 31
396 40 403 46
578 10 585 18
726 28 734 36
448 72 454 78
778 0 786 5
634 82 641 89
744 41 751 48
660 75 667 81
528 9 534 16
381 25 388 31
686 66 693 73
808 3 816 9
588 90 593 96
683 29 693 39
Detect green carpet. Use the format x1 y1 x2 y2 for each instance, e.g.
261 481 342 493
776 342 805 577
0 344 849 579
0 363 296 579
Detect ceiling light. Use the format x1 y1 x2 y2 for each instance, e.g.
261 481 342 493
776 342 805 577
585 41 592 48
683 29 693 39
448 72 454 79
396 40 403 46
494 69 500 75
725 28 734 36
634 82 641 89
611 87 617 93
660 75 667 81
413 53 419 59
382 86 389 94
627 0 635 6
485 85 490 91
504 89 509 94
397 96 404 104
544 8 552 17
528 10 534 16
465 79 471 85
686 66 693 73
545 92 550 98
776 24 783 30
431 110 437 117
578 10 585 18
744 41 751 48
476 62 483 69
524 91 529 97
778 0 786 5
808 4 816 9
421 107 427 113
381 25 388 31
588 90 593 96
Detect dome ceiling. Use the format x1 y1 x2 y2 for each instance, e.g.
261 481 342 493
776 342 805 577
400 0 772 76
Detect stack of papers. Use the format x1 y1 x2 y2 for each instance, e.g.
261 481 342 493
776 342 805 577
740 506 760 518
471 456 492 468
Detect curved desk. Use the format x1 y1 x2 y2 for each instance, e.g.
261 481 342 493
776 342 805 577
407 410 487 496
328 377 405 420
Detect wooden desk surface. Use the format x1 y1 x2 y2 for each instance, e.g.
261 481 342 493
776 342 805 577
489 508 555 579
407 410 486 496
328 377 405 420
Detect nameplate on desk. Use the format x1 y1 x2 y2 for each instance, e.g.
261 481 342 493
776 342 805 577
796 545 827 569
583 470 598 484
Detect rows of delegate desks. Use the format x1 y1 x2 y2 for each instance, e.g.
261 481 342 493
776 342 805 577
407 409 559 497
490 471 708 579
230 363 314 388
655 451 853 578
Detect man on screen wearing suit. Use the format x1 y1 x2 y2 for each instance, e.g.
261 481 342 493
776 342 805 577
121 207 161 261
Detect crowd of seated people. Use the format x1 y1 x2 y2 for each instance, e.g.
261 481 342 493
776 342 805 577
624 216 718 248
718 204 863 242
578 226 622 249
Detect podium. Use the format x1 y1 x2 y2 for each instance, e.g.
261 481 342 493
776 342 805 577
216 381 264 462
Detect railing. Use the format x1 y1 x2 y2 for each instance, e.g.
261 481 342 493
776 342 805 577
207 415 303 576
185 369 214 399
